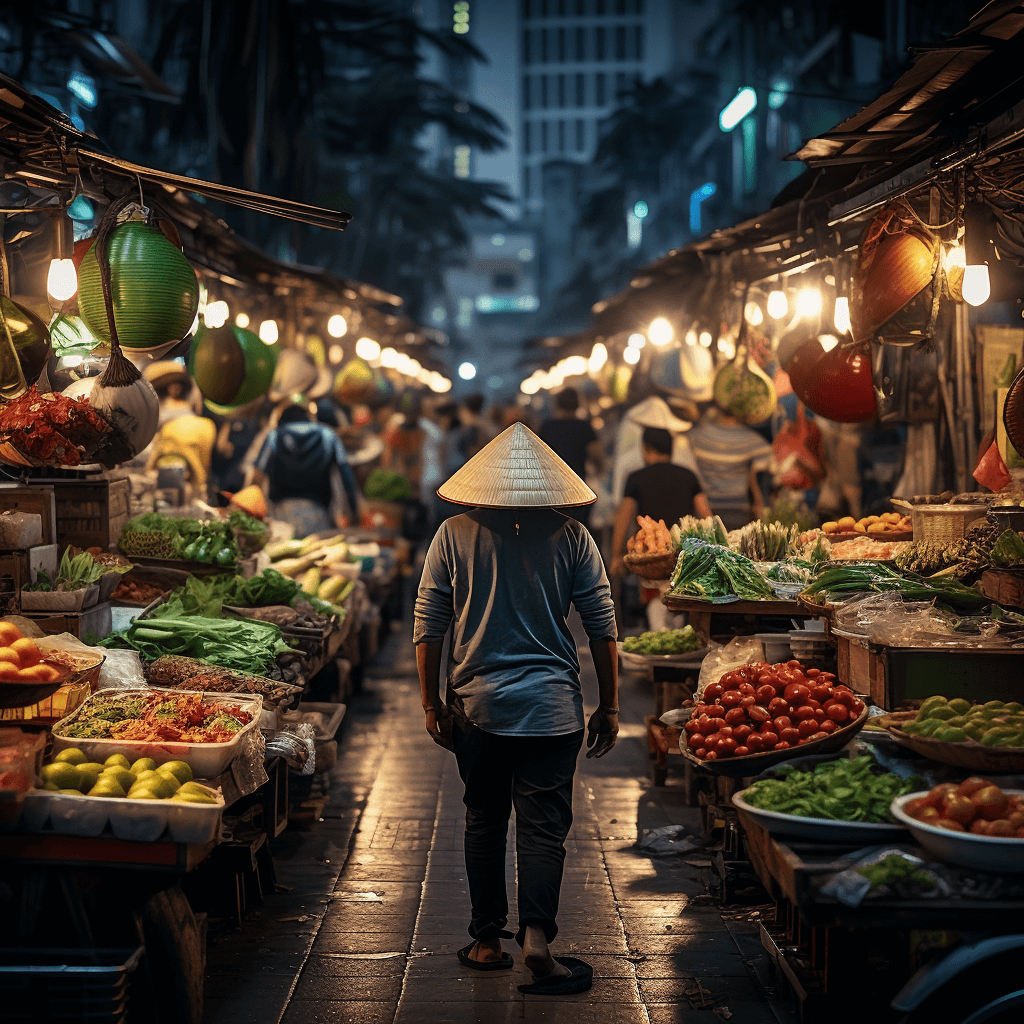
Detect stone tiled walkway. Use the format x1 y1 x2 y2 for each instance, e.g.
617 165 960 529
205 617 789 1024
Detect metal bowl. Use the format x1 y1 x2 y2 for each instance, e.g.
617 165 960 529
890 791 1024 872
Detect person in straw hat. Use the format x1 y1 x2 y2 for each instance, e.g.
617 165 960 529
414 422 619 996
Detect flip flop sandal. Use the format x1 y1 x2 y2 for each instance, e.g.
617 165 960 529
517 955 593 995
457 941 514 972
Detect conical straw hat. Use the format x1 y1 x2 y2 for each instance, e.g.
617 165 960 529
437 422 596 508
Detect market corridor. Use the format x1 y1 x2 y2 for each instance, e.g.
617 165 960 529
203 618 787 1024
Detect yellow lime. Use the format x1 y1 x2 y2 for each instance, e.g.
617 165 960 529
170 788 217 804
40 762 82 790
103 754 131 769
76 763 105 785
42 781 61 791
54 748 87 765
157 760 193 784
135 770 175 797
101 766 135 790
88 776 126 798
127 784 163 801
57 788 83 795
130 757 157 775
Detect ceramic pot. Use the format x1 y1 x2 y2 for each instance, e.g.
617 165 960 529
787 337 877 423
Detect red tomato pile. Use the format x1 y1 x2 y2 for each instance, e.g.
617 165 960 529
684 659 866 761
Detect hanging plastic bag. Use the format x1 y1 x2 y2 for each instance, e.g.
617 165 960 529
696 635 764 699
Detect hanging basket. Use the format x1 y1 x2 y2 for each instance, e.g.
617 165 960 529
851 203 939 345
78 220 199 349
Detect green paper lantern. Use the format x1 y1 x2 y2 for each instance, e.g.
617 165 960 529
78 221 199 349
189 324 278 409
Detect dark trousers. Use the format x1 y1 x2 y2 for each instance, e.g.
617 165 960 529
452 717 584 946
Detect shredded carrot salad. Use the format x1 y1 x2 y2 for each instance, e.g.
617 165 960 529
56 690 253 743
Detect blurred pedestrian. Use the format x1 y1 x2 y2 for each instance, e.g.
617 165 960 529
538 387 603 528
415 423 617 995
688 406 773 531
460 392 496 458
611 427 711 629
247 397 360 538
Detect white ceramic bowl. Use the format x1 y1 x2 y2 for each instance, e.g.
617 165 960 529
889 791 1024 873
733 788 907 842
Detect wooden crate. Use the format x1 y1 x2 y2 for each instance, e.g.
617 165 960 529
51 476 131 551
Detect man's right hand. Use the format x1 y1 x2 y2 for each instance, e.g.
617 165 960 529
586 709 618 758
424 706 453 751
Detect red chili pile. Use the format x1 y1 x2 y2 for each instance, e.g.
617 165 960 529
684 659 866 761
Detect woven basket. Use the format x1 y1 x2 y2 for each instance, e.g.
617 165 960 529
623 551 679 581
890 500 986 544
888 721 1024 773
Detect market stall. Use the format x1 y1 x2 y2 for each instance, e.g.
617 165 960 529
0 69 416 1024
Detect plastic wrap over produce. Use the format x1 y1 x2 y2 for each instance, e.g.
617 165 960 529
231 728 269 796
97 648 147 689
695 636 763 699
835 593 1024 648
265 724 316 775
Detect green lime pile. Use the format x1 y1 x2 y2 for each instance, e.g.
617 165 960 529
39 749 219 803
622 626 700 656
903 696 1024 747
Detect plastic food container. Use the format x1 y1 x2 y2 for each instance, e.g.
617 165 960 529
890 791 1024 872
20 786 225 843
51 688 262 777
46 791 109 837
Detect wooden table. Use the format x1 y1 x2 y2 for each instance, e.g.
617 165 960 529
736 810 1024 1020
662 595 812 639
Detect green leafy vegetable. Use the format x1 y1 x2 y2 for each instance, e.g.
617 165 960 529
669 538 773 600
742 756 923 823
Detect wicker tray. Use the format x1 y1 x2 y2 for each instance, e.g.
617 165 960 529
890 499 986 544
623 551 678 581
887 720 1024 773
682 705 870 779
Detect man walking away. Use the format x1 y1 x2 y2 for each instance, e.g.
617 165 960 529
414 423 619 995
538 388 604 528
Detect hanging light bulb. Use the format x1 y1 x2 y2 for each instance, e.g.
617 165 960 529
259 319 279 344
623 346 641 365
47 259 78 303
627 332 646 349
327 314 348 338
47 211 77 303
743 301 763 326
698 331 713 347
833 296 851 334
685 328 698 346
961 264 991 306
203 300 230 329
796 288 822 318
648 317 674 346
589 342 608 372
235 312 250 328
355 336 381 360
819 334 839 353
767 289 788 319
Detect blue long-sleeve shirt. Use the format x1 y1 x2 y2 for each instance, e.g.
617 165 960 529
413 508 616 737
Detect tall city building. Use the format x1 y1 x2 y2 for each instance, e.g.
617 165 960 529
518 0 674 208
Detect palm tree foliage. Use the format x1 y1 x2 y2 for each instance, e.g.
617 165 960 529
144 0 510 307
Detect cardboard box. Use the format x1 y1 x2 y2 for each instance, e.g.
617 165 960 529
0 486 56 544
21 601 112 641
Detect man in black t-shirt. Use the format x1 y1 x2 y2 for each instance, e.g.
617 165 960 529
539 388 603 527
611 428 711 626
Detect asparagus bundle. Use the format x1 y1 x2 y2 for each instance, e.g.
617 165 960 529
670 515 730 548
668 538 774 600
737 520 800 561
